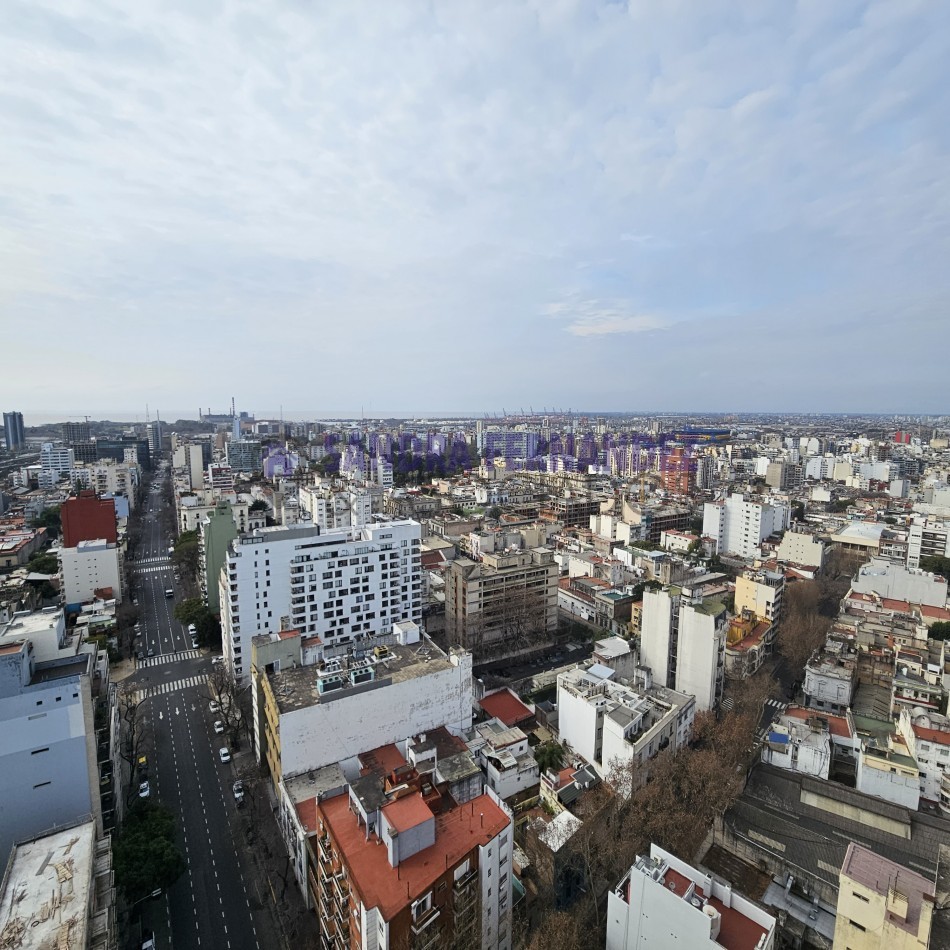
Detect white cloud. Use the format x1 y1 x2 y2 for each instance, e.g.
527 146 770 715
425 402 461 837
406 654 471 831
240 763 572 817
0 0 947 412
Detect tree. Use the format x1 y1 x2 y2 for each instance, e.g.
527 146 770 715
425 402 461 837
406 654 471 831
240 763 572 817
117 684 150 802
776 581 832 678
113 802 186 902
487 505 503 520
174 598 220 648
921 556 950 582
534 741 565 774
249 498 268 512
27 551 59 575
929 621 950 641
32 505 61 534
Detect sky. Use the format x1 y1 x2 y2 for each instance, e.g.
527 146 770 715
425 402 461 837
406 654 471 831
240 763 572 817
1 1 949 418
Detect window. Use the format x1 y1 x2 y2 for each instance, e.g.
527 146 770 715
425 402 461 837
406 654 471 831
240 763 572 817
849 920 866 932
852 892 869 903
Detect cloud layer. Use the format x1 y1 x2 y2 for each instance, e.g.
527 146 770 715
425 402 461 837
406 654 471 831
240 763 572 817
1 1 948 414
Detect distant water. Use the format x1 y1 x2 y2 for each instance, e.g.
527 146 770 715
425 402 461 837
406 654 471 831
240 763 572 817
20 409 490 426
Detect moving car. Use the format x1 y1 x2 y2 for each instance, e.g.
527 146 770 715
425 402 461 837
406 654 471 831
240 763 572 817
138 781 150 799
218 747 231 763
164 589 173 598
213 720 224 734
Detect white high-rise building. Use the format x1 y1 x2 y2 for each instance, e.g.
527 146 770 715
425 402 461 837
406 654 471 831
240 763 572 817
60 540 123 606
220 520 422 680
640 584 727 711
38 443 74 487
702 493 790 559
298 485 373 531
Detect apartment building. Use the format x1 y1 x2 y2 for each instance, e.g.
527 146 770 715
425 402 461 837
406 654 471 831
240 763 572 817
299 484 373 530
70 463 140 507
897 707 950 807
776 527 825 569
907 519 950 569
178 491 251 534
557 664 695 782
0 615 109 860
833 843 933 950
316 784 513 950
199 501 238 614
61 491 118 547
606 843 776 950
851 557 948 609
60 540 123 606
735 569 785 625
0 819 116 950
251 625 470 787
39 443 75 487
640 579 728 711
3 411 25 451
222 520 422 680
226 437 262 473
445 548 557 657
468 718 539 800
702 493 791 559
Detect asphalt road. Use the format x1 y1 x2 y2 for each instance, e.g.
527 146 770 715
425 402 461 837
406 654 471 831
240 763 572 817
126 469 264 950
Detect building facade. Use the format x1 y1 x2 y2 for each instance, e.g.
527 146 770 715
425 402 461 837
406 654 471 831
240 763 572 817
221 521 422 681
3 411 25 451
445 548 558 657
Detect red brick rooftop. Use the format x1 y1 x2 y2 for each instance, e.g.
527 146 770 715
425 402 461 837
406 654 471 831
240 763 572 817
479 690 534 728
381 792 434 834
321 791 509 922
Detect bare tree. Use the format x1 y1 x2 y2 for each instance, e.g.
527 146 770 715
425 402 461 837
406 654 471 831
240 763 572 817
117 683 151 802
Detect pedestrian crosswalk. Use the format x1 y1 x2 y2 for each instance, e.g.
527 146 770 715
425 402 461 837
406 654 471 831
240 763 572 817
765 699 787 709
139 649 201 668
132 674 208 703
133 556 172 565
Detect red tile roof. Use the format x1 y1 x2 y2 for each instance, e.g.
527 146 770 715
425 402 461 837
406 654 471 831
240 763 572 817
921 604 950 621
913 724 950 746
359 743 409 779
321 792 509 922
479 690 534 728
662 867 768 950
381 792 434 834
295 797 318 834
783 705 853 740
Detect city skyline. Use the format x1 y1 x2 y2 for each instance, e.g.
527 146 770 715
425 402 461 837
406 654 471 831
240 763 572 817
2 2 949 413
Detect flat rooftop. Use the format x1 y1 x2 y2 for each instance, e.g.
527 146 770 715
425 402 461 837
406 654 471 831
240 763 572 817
0 820 96 949
267 637 455 714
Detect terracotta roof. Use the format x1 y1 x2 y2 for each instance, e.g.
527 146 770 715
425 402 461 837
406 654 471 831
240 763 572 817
359 743 408 779
479 690 534 728
913 724 950 746
295 797 318 834
783 705 853 740
321 791 509 921
920 604 950 621
381 792 434 834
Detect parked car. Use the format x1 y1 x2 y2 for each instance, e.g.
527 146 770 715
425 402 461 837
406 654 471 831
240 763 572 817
213 720 224 734
209 700 221 712
141 933 155 950
188 623 196 634
211 657 225 666
232 781 244 805
138 781 150 799
218 747 231 763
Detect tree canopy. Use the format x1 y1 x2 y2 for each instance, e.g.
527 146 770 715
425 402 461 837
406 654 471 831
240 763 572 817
113 802 185 902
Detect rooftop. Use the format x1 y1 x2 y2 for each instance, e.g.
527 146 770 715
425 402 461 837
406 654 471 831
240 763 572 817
321 791 508 922
478 689 534 728
381 792 434 834
266 636 455 714
842 842 934 937
0 820 97 950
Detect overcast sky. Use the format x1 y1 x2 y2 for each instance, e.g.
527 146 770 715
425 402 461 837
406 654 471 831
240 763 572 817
2 1 948 418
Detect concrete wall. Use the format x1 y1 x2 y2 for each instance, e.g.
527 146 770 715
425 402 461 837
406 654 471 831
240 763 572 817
279 653 473 779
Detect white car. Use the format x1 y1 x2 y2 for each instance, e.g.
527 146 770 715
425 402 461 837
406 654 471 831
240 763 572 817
138 781 151 799
218 747 231 763
209 700 220 712
211 656 225 666
213 720 224 734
